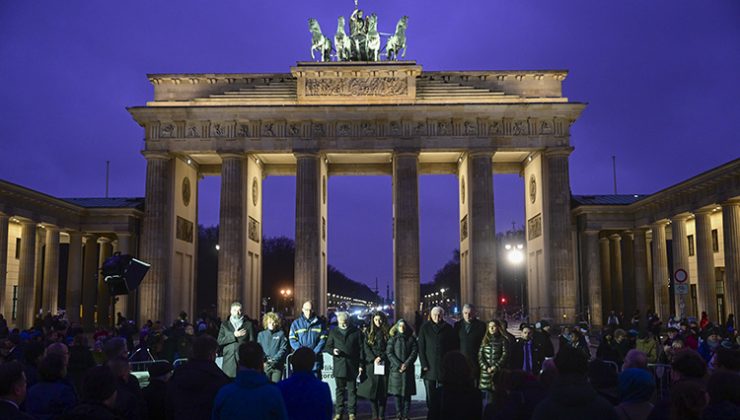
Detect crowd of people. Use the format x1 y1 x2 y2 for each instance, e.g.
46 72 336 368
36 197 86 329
0 303 739 420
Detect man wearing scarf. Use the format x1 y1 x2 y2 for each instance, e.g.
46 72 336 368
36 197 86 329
217 302 256 378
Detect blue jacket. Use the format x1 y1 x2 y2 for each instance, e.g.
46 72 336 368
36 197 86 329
25 380 77 419
277 372 333 420
212 370 288 420
289 315 328 353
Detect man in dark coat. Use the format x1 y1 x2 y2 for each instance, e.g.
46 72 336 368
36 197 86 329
418 306 458 409
166 335 231 420
532 320 555 362
453 304 486 379
510 324 544 375
531 346 619 420
0 361 33 420
142 361 172 420
325 311 362 420
217 301 256 378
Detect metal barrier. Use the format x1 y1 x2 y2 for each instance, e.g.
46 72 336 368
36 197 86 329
603 360 620 374
647 363 672 400
173 358 188 367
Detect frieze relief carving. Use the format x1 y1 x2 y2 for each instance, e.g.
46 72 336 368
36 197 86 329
186 124 201 138
436 120 452 136
527 213 542 240
288 123 301 136
248 217 260 243
262 122 276 137
389 121 402 136
312 122 326 137
489 121 503 135
160 123 176 138
237 124 250 137
305 77 407 97
176 216 194 243
512 120 530 136
337 122 352 137
464 121 478 135
461 215 468 241
210 123 228 138
360 121 376 136
413 121 427 136
540 120 554 135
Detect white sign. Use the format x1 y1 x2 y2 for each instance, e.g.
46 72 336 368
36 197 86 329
675 284 689 295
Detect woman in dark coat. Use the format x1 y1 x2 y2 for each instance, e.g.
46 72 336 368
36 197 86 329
387 319 418 420
358 312 390 420
478 319 509 401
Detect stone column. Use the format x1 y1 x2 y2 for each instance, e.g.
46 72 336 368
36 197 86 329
115 233 132 318
621 231 636 320
294 152 323 314
16 222 37 329
65 232 83 325
393 151 420 324
633 228 650 328
0 213 8 318
671 215 691 317
583 230 602 327
218 153 246 318
599 236 612 315
722 199 740 326
96 238 113 327
42 226 60 315
651 221 670 319
467 152 497 320
81 234 98 330
33 228 44 316
544 149 577 320
139 152 172 324
695 209 718 321
609 233 624 314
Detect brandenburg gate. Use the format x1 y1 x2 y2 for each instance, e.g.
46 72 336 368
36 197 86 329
128 60 585 324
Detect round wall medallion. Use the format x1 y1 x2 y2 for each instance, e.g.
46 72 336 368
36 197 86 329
322 175 327 205
461 177 466 204
252 177 259 206
529 174 537 204
182 177 191 207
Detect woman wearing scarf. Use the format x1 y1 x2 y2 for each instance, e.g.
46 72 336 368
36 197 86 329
358 312 390 420
387 319 418 420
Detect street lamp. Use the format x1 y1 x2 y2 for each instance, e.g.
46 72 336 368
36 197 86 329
280 288 292 315
505 243 525 321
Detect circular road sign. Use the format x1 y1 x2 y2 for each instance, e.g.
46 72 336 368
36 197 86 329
674 269 688 283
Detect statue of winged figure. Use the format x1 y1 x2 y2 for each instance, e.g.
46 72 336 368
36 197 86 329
308 18 332 62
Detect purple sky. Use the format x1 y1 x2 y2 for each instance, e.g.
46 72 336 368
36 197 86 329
1 1 739 290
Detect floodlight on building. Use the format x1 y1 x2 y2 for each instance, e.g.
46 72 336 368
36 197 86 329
215 244 220 251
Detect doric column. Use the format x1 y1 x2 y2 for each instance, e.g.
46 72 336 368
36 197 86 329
81 234 98 330
621 231 636 319
651 221 670 319
467 152 497 320
33 227 44 315
695 209 718 321
114 233 132 319
96 238 113 327
16 221 37 329
294 152 324 314
393 151 420 324
139 152 172 324
633 228 650 328
65 232 83 325
218 153 246 318
599 236 612 315
543 148 576 320
582 230 602 327
722 199 740 326
42 226 60 315
609 233 624 313
0 213 8 318
671 214 691 317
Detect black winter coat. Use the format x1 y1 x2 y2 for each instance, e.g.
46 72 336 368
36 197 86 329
257 328 289 370
165 359 231 420
357 331 389 400
478 334 509 391
417 320 457 381
387 331 418 397
427 385 483 420
325 326 362 379
142 379 167 420
454 319 487 376
217 316 256 378
532 330 554 359
509 338 545 374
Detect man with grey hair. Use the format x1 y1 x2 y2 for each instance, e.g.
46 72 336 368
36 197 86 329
217 301 256 378
418 306 458 409
454 303 486 381
325 311 362 420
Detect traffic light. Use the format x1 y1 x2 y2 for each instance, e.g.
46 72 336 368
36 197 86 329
500 296 507 305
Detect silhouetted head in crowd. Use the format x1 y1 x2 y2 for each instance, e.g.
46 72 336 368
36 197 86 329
618 368 655 403
706 370 740 406
710 340 740 372
291 347 316 373
670 349 707 382
39 353 67 382
103 337 128 361
45 342 69 366
669 380 707 420
0 361 27 405
81 366 118 407
623 349 648 370
440 351 474 388
555 345 589 377
238 341 264 371
588 359 618 389
192 335 220 362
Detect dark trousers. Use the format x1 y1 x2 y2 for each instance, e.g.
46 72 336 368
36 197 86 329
370 398 386 418
395 395 411 417
335 377 358 415
424 379 439 409
265 366 282 383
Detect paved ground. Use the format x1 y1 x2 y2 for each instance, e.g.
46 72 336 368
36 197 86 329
353 399 428 419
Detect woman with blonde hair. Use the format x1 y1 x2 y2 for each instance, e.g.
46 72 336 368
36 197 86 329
257 311 289 382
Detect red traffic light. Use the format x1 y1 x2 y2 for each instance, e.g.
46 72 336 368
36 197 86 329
500 296 507 304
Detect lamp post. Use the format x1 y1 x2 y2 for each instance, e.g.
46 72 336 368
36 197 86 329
280 288 292 315
505 243 525 321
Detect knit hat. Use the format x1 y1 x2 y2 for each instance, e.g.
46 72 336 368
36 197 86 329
618 368 656 403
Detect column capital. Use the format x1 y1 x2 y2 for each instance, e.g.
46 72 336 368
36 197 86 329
218 151 246 160
621 231 634 240
97 237 112 244
141 151 171 160
468 150 496 159
543 146 574 158
694 207 716 216
293 150 320 160
599 236 610 243
609 233 622 241
670 213 692 222
721 197 740 207
651 219 670 228
583 229 601 236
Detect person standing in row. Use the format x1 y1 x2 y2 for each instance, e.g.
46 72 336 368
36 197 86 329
418 306 458 410
325 311 362 420
258 312 289 383
510 324 544 375
217 302 256 378
454 304 487 382
478 319 509 402
289 301 328 378
358 312 390 420
387 319 418 420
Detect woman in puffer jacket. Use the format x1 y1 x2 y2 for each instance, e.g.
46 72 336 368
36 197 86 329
478 319 510 401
